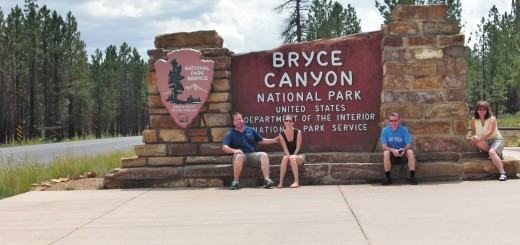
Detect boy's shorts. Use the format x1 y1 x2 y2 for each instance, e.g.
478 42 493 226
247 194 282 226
390 154 408 165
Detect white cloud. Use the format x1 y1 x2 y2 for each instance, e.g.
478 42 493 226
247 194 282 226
0 0 513 59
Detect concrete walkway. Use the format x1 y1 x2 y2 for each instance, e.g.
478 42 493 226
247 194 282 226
1 151 520 244
2 181 520 244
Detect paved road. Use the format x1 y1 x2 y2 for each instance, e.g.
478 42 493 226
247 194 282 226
503 146 520 160
0 136 143 165
1 180 519 245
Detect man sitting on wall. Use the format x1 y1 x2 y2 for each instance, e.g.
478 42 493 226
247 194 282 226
381 112 418 185
222 112 279 189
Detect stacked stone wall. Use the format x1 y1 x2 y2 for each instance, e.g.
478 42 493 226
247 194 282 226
121 30 232 171
103 6 519 189
380 5 470 154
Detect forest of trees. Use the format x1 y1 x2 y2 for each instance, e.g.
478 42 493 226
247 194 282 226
276 0 520 117
0 0 148 144
2 0 520 143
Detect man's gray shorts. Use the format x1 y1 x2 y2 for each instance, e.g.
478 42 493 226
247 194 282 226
231 152 264 167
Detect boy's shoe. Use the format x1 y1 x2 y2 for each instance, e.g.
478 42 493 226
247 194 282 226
230 180 240 190
499 174 507 181
409 177 418 185
263 178 275 188
382 177 392 185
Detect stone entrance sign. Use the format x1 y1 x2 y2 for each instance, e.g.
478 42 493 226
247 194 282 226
231 32 383 152
155 49 215 128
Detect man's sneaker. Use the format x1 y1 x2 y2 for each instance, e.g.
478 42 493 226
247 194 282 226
230 180 240 190
382 177 392 185
499 174 507 181
263 178 275 188
409 177 418 185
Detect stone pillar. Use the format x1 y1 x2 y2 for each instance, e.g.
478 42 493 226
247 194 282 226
381 5 470 154
104 30 235 188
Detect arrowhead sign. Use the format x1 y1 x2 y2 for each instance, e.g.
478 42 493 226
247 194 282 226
154 49 215 128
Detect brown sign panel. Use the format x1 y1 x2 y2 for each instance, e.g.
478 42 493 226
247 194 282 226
231 31 383 152
155 49 215 128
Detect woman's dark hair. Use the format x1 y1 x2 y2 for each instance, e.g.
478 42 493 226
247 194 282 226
474 101 493 119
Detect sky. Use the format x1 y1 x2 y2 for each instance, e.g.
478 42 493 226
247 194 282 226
0 0 513 60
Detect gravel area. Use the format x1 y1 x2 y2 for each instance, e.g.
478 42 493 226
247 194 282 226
32 178 104 191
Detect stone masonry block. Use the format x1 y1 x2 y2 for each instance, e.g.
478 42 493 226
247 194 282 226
380 104 423 120
121 156 147 168
401 62 437 76
211 56 231 70
200 143 227 155
150 115 177 129
212 79 230 92
208 103 231 113
443 75 465 89
154 30 223 49
423 20 459 35
385 22 419 35
149 108 168 115
211 127 229 142
147 48 166 60
425 102 469 119
168 143 197 156
391 5 447 22
158 129 188 143
135 144 168 156
191 136 209 143
438 58 455 75
201 48 232 57
203 114 229 127
414 48 443 60
214 70 230 79
383 62 401 75
417 136 465 152
185 156 231 165
383 49 413 62
382 91 409 104
454 57 467 75
447 89 466 102
148 157 184 166
406 121 450 134
453 120 469 135
444 45 466 58
147 72 158 93
208 92 229 103
148 94 162 108
407 36 437 46
330 163 382 180
412 75 442 89
418 161 462 179
382 35 403 47
383 75 411 89
142 129 158 143
408 91 447 103
188 128 207 136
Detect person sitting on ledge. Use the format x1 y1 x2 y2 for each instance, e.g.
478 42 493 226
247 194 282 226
222 112 279 189
470 100 507 181
277 114 305 188
380 112 417 185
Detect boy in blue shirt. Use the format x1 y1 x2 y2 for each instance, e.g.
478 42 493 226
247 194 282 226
222 112 279 189
381 112 417 185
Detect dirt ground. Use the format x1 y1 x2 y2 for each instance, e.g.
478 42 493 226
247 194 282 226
32 178 104 191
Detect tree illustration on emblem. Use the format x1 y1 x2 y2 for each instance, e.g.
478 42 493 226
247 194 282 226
167 59 185 103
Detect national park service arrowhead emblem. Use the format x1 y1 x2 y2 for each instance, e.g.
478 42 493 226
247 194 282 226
154 49 215 128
